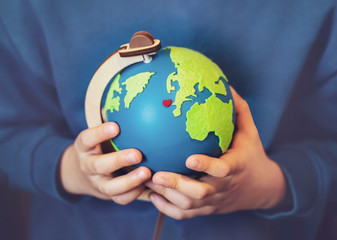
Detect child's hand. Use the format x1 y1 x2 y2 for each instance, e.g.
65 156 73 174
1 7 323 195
146 87 287 219
60 122 152 205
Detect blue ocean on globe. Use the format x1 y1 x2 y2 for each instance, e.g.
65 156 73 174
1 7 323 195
102 47 234 174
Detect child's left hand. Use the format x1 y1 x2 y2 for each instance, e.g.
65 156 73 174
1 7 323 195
146 87 287 220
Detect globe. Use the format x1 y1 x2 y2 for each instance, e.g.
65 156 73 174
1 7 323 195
103 46 235 175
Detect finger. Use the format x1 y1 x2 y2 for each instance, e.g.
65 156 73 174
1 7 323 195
186 154 239 177
76 122 119 152
146 181 210 210
93 167 151 197
110 185 146 205
149 193 214 220
152 172 216 199
87 149 142 175
229 86 257 137
83 184 111 200
146 181 193 209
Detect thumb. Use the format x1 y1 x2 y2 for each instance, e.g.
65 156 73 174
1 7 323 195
186 153 238 177
230 86 259 141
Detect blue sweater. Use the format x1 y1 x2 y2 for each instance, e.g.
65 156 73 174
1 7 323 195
1 0 337 239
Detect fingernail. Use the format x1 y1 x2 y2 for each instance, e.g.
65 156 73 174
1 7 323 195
149 193 158 202
104 124 115 135
137 169 148 180
128 153 139 164
187 158 200 170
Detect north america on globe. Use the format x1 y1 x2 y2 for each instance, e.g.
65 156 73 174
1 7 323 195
103 46 234 174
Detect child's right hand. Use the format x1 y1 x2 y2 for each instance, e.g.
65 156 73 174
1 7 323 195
59 122 152 205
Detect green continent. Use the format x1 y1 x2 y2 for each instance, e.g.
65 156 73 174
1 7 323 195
105 73 122 116
186 94 234 152
166 47 228 117
122 72 155 108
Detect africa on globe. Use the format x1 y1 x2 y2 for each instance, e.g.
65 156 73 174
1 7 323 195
103 46 235 175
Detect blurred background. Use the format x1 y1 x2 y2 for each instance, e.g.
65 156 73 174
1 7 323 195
0 177 29 240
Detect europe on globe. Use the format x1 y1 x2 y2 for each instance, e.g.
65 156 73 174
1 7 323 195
103 46 235 174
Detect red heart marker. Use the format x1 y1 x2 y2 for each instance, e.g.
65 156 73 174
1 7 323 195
162 99 172 107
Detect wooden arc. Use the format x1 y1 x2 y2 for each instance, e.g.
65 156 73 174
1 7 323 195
85 47 160 201
85 52 144 128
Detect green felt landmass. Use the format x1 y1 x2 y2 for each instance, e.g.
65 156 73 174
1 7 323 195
105 73 122 116
186 95 234 152
166 72 177 93
166 47 228 117
122 72 155 109
105 72 155 152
